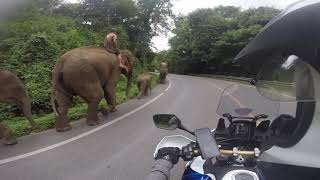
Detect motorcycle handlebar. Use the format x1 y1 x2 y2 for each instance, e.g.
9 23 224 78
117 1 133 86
180 143 260 160
220 149 257 156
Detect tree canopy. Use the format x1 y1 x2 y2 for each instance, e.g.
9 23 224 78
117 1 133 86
162 6 280 75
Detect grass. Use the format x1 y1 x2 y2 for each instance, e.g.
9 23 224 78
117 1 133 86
2 74 160 137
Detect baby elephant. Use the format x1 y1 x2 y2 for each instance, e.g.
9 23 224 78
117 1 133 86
137 73 152 99
0 70 36 145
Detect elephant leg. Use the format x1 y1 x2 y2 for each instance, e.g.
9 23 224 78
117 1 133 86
104 84 117 112
54 91 72 132
101 91 111 116
86 101 101 126
148 81 152 94
0 123 17 145
101 92 110 116
18 97 36 129
136 80 143 99
75 82 103 125
137 89 144 99
161 75 165 84
137 80 141 92
162 73 165 83
137 81 146 99
144 84 148 96
82 84 103 125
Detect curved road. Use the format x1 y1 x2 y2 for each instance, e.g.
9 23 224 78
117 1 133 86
0 75 252 180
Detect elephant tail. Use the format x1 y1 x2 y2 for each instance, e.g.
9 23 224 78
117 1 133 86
51 95 59 116
51 71 73 116
51 72 64 116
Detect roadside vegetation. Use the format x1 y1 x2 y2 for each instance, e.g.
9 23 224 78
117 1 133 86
0 0 171 137
157 6 280 77
3 75 159 137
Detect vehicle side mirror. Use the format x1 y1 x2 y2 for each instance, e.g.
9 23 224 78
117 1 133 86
153 114 181 131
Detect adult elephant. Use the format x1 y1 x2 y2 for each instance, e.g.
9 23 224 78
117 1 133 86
159 62 168 84
0 70 36 145
51 46 134 132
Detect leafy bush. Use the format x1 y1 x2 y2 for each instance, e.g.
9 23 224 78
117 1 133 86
0 15 105 117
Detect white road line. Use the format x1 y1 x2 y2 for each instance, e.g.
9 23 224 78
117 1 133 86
164 79 172 92
0 79 172 166
208 82 225 92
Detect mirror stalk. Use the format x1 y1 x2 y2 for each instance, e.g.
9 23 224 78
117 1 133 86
179 124 195 136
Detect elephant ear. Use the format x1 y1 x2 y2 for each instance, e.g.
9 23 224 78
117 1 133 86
120 50 135 69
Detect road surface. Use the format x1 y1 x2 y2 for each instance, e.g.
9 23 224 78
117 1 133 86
0 75 293 180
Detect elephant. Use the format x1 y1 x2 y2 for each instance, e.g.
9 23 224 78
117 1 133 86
51 46 135 132
0 70 36 145
136 73 152 99
159 62 168 84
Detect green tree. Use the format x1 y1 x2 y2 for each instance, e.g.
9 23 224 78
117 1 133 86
169 9 230 74
212 6 240 19
211 25 262 74
80 0 137 32
237 7 280 27
129 0 174 63
166 6 280 74
79 0 173 64
167 16 193 74
54 3 81 18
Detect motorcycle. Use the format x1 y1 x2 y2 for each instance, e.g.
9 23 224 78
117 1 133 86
153 85 280 180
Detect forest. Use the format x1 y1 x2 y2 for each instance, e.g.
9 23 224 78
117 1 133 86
160 6 280 76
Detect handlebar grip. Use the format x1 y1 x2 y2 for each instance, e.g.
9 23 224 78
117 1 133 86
180 142 200 161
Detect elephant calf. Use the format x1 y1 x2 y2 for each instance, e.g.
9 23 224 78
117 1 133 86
159 62 168 84
52 47 135 132
0 70 36 145
137 73 152 99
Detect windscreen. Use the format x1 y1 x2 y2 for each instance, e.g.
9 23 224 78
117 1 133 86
217 84 280 118
255 55 317 102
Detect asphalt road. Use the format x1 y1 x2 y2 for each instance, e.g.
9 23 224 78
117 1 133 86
0 74 294 180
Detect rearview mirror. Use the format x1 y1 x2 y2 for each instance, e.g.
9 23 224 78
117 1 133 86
153 114 181 131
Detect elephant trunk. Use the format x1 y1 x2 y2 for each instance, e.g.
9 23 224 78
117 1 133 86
125 72 133 98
